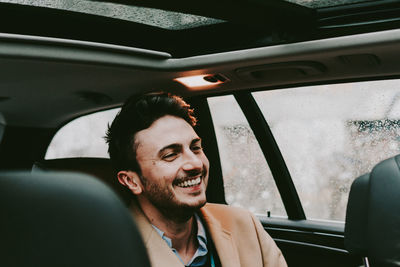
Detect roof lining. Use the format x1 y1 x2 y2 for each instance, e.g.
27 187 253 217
4 27 400 128
0 33 171 59
2 28 400 71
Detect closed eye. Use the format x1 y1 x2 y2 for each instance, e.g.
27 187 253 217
162 152 178 161
191 145 203 153
191 138 203 153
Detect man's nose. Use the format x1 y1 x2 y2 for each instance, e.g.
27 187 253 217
182 150 203 171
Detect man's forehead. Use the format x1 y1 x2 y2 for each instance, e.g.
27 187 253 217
134 115 199 153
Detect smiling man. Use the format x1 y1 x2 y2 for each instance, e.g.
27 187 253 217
106 93 287 267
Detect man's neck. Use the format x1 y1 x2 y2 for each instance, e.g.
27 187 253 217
138 198 199 264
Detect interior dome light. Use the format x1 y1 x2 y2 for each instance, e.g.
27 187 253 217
174 74 228 89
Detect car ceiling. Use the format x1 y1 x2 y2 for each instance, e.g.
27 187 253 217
1 0 400 128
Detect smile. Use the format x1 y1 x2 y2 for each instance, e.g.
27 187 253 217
176 177 201 188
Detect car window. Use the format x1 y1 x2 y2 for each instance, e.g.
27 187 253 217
45 108 120 159
253 79 400 221
208 95 287 217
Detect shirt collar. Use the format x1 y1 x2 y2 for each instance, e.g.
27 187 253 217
152 213 208 266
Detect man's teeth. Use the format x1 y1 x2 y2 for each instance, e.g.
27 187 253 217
177 177 201 188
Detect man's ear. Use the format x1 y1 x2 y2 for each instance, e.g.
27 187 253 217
117 170 143 195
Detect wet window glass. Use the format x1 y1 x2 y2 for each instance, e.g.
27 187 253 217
208 95 287 217
285 0 374 8
253 79 400 221
46 108 119 159
1 0 223 30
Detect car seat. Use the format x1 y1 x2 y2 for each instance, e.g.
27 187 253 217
32 157 132 205
0 171 150 267
344 173 370 266
345 154 400 267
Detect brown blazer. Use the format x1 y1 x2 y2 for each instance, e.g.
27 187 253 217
131 203 287 267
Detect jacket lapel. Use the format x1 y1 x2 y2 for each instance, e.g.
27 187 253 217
200 206 241 267
130 204 184 267
131 203 241 267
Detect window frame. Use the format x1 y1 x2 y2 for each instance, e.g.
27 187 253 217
233 92 305 220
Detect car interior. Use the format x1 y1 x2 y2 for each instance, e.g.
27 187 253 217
1 0 400 266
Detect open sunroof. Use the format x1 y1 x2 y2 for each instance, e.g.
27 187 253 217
286 0 376 8
1 0 399 58
0 0 224 30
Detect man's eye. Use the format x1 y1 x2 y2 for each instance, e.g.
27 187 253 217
162 153 178 161
192 146 203 152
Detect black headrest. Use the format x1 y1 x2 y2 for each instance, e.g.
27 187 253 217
32 157 132 205
344 173 370 256
0 172 150 267
367 155 400 267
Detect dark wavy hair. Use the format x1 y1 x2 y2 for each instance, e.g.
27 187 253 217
105 92 197 173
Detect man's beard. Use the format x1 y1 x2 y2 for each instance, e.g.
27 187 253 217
140 169 207 223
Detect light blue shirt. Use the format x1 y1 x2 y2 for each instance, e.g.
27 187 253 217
152 213 208 266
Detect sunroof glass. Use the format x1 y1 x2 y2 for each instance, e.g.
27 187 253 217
285 0 376 8
0 0 224 30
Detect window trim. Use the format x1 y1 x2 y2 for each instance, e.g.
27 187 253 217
234 92 306 220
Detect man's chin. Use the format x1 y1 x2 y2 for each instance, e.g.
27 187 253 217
157 199 206 223
189 199 207 209
176 197 207 210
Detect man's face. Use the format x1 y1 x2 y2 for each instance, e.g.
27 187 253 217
134 115 209 212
